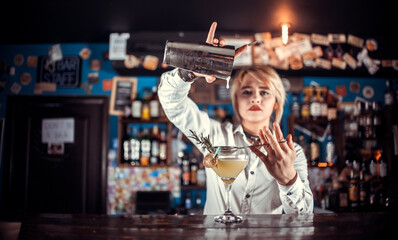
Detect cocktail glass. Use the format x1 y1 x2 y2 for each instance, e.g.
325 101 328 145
211 146 248 223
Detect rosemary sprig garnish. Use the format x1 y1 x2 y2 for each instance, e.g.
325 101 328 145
188 130 215 153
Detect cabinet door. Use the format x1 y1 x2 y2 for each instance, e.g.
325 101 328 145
1 96 109 215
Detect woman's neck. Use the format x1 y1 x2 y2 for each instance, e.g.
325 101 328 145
241 119 269 137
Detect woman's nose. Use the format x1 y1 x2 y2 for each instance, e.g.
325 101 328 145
250 92 261 103
250 97 261 103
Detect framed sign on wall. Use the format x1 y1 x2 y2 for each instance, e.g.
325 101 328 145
109 76 137 116
37 56 82 88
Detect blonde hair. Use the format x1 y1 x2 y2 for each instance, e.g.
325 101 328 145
230 66 286 127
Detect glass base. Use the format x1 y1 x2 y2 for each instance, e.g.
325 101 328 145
214 210 243 223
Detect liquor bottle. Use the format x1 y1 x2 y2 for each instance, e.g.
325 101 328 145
310 86 321 120
372 101 381 139
122 125 131 164
140 128 151 166
290 93 301 118
195 191 202 207
320 87 328 121
325 129 336 166
384 80 394 107
348 167 359 211
298 134 310 163
363 101 373 139
141 88 151 121
159 129 167 165
301 89 310 120
131 94 142 119
379 150 388 183
328 178 340 212
369 153 378 178
150 125 160 165
361 159 372 183
185 192 192 210
176 151 184 168
357 101 365 139
182 157 190 186
149 86 160 119
351 112 359 138
309 132 320 167
352 159 360 180
130 126 141 166
359 168 368 211
196 163 206 186
327 91 337 121
141 101 150 121
190 157 198 185
368 181 377 210
338 179 349 212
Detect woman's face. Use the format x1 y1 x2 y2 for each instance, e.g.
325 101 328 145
236 74 277 125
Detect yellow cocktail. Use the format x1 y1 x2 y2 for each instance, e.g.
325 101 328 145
210 146 248 223
212 158 248 184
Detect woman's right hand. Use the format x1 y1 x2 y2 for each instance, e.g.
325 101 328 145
194 22 249 83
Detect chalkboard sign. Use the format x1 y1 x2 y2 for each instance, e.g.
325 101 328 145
37 56 82 87
109 76 137 116
213 81 231 103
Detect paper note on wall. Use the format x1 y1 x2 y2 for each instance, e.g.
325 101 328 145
42 118 75 143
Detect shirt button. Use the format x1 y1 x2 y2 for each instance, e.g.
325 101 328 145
246 194 251 198
250 171 254 175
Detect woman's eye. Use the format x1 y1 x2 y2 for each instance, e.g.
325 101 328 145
260 91 269 96
242 90 252 95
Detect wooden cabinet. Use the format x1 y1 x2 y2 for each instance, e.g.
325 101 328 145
117 116 173 166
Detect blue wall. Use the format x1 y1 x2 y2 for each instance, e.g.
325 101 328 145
0 42 395 213
0 43 160 149
1 42 395 175
0 43 393 144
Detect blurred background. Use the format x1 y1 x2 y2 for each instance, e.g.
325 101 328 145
0 0 397 216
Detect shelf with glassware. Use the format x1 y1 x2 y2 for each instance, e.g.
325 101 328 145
117 116 173 167
117 85 174 167
288 85 343 169
288 83 397 212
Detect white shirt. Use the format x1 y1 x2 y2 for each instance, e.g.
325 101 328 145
158 69 314 215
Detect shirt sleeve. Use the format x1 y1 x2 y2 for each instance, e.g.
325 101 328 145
277 143 314 213
158 69 218 154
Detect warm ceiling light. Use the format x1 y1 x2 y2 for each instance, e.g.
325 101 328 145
281 23 290 45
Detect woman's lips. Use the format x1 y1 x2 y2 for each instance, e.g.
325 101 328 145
249 105 261 111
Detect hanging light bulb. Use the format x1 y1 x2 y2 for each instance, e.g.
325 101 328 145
281 23 290 45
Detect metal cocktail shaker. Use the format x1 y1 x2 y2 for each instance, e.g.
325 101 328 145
163 41 235 80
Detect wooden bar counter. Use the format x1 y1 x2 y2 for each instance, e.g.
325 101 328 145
2 212 398 239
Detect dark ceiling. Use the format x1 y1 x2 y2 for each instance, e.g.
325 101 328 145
1 0 395 45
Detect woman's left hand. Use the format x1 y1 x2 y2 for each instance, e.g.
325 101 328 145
249 122 298 186
196 22 249 83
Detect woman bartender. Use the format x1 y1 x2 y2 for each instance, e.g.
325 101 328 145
158 22 313 215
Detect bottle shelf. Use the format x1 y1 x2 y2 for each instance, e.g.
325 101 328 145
117 116 174 167
120 116 170 124
181 185 206 191
117 163 170 168
293 118 337 124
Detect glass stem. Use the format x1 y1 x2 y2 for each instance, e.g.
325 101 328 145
225 183 232 213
